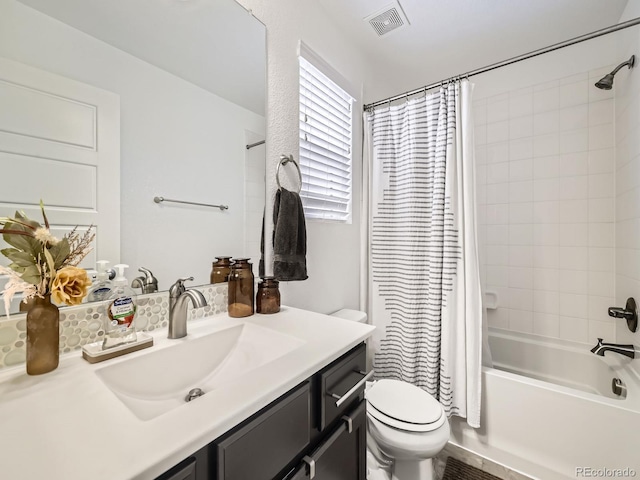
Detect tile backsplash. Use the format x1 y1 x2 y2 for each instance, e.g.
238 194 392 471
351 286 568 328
0 283 228 370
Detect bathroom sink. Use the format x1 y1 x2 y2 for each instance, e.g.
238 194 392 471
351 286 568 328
96 323 305 421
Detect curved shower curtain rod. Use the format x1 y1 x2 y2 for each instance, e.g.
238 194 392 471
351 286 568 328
364 16 640 111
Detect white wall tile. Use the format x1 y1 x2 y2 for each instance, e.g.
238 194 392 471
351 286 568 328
487 121 509 144
509 203 534 224
534 133 560 157
475 124 487 145
533 86 560 113
533 312 560 337
588 271 615 297
508 309 534 333
533 201 559 224
588 223 615 248
509 224 533 246
588 99 614 127
509 246 533 267
558 176 588 200
487 308 509 329
509 116 533 140
487 98 509 123
559 104 588 131
487 163 509 184
559 80 588 108
589 124 614 150
486 183 509 204
588 320 615 344
559 293 588 318
509 158 533 181
487 142 509 163
533 178 559 201
485 204 509 225
486 224 509 245
559 223 588 247
533 223 559 246
558 152 588 177
509 267 533 289
533 268 559 291
588 148 615 174
588 198 614 222
486 245 509 266
588 295 615 321
533 111 559 135
533 289 560 314
560 128 588 154
559 199 588 223
509 288 533 310
559 316 589 343
486 266 509 287
558 246 588 270
533 155 560 179
588 247 614 272
534 246 559 269
509 180 533 203
509 93 533 118
559 270 588 294
588 173 614 199
509 138 533 160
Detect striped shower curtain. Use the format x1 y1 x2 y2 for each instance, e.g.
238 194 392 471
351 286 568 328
362 80 483 427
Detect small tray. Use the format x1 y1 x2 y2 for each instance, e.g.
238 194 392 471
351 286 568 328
82 332 153 364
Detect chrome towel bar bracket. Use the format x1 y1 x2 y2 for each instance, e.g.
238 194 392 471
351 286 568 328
154 196 229 211
276 154 302 193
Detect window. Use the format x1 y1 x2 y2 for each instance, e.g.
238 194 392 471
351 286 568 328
299 48 354 222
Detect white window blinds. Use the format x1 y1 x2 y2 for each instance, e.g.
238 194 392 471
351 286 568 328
299 55 354 222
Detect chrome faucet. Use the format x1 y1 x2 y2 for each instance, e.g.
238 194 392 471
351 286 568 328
590 338 636 359
168 277 207 339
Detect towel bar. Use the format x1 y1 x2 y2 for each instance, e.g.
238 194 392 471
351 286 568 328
276 154 302 193
153 196 229 211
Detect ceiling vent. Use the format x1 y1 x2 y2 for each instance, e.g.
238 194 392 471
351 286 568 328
364 1 410 37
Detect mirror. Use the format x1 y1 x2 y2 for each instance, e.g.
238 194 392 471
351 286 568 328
0 0 266 315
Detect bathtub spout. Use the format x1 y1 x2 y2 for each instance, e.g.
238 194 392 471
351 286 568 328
590 338 636 359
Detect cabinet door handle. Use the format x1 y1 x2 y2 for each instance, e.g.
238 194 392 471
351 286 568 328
328 369 374 407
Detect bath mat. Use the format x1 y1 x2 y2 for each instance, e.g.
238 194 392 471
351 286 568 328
442 456 503 480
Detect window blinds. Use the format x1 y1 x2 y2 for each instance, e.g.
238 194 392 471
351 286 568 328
299 56 354 222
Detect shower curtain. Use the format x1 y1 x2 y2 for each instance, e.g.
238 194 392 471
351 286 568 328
362 80 482 427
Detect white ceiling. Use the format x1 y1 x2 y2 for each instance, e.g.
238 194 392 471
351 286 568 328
17 0 266 115
317 0 631 103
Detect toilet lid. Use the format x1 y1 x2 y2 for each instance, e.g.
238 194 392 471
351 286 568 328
366 379 443 429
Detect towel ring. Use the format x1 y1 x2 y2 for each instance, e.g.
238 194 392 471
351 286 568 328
276 154 302 193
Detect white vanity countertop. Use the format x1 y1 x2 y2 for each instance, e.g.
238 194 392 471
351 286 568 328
0 306 375 480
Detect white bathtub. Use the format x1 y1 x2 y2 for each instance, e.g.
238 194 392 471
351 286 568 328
449 328 640 480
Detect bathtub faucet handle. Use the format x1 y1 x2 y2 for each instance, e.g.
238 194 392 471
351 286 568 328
607 297 638 332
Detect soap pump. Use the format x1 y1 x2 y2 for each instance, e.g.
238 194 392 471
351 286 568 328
87 260 113 303
103 264 138 350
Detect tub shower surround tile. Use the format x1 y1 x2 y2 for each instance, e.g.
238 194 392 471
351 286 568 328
0 283 228 370
479 65 618 345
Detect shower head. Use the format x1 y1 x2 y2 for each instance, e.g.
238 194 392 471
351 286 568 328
595 55 635 90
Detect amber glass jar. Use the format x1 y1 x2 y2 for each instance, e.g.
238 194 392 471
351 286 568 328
228 258 254 317
210 256 233 284
256 277 280 314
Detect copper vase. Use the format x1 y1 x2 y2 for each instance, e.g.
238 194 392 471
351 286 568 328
26 295 60 375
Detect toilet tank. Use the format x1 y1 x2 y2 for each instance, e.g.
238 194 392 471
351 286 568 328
330 309 367 323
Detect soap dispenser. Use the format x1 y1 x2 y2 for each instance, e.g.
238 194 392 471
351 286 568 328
103 264 138 350
87 260 114 303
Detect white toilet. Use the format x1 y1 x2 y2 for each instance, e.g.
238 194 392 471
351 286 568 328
330 309 451 480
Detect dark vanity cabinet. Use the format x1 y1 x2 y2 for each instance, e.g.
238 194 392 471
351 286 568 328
155 343 368 480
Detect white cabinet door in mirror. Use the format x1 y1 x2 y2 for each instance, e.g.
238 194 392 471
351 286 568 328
0 57 120 311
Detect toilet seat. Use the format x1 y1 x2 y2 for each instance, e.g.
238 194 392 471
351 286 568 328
366 379 446 433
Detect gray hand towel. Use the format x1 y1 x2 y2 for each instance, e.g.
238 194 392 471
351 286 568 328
273 187 308 281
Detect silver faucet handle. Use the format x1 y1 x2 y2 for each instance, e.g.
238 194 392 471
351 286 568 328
169 277 194 298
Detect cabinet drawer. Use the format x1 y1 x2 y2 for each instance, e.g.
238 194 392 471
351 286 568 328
319 343 367 430
287 399 366 480
214 381 311 480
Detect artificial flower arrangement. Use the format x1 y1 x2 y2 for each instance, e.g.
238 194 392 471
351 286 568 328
0 202 94 316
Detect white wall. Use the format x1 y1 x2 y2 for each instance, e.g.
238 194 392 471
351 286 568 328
615 3 640 369
235 0 368 313
472 35 620 345
0 0 265 290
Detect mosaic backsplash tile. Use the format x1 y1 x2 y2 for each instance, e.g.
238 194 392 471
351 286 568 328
0 283 228 370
